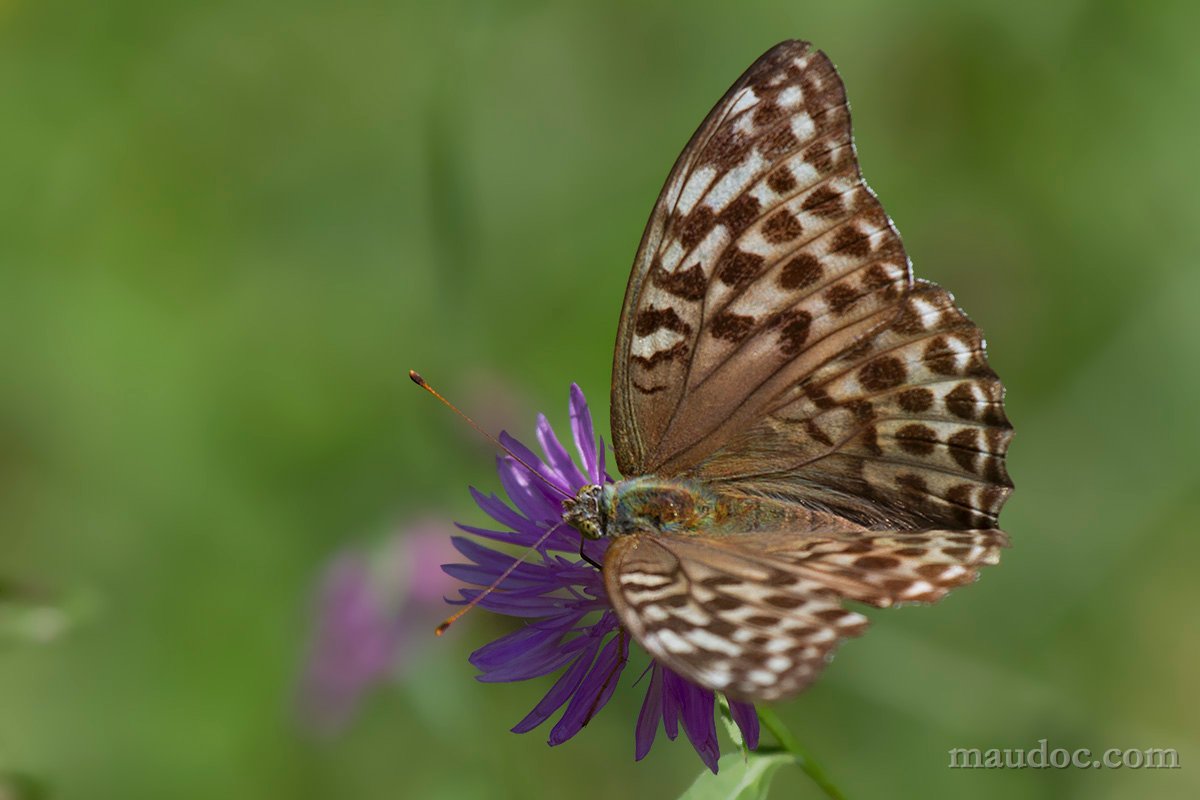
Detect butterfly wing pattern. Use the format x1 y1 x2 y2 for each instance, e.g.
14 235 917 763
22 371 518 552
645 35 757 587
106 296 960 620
605 40 1013 702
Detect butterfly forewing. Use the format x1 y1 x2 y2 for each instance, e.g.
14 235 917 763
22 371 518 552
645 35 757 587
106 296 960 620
612 40 903 474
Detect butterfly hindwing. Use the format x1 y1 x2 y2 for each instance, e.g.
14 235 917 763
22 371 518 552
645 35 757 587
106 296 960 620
604 528 1007 702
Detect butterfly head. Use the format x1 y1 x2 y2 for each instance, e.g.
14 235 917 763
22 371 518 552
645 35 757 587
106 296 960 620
562 484 607 540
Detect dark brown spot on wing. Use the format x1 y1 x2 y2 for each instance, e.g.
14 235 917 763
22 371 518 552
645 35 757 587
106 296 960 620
752 101 784 127
895 423 938 456
805 418 833 446
719 194 761 237
652 262 708 302
716 249 765 287
778 254 823 290
710 311 756 343
800 185 844 217
678 206 716 250
944 383 978 420
860 424 882 455
772 309 812 356
830 224 872 258
897 388 934 413
859 356 906 391
854 555 900 570
947 428 982 472
804 141 835 173
631 380 667 395
767 167 796 193
631 341 688 368
762 210 803 243
760 124 801 160
925 336 959 375
825 283 859 315
635 307 690 336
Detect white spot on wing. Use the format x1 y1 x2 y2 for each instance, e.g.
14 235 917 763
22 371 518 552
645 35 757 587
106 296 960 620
660 238 685 274
686 628 742 657
631 327 685 360
623 579 686 604
697 668 732 689
748 669 777 686
704 150 767 212
901 580 935 598
670 604 712 627
656 629 696 654
643 605 669 622
789 113 816 143
765 637 794 654
766 655 792 672
677 165 717 216
777 85 803 108
727 88 758 116
620 572 672 588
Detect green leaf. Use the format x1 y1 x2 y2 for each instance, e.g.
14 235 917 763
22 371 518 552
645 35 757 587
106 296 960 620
716 696 748 756
677 752 795 800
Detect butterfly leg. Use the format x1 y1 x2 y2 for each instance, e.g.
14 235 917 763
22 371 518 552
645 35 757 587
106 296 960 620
578 537 603 571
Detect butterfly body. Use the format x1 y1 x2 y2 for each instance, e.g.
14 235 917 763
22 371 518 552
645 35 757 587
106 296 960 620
573 39 1012 703
567 478 868 540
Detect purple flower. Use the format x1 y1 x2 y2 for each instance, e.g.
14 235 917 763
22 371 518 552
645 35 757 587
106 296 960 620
445 384 759 772
298 521 459 735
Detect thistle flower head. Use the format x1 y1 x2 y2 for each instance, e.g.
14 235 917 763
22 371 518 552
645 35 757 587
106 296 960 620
445 385 758 771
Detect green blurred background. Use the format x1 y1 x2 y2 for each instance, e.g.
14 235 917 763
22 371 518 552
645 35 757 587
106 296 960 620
3 1 1198 798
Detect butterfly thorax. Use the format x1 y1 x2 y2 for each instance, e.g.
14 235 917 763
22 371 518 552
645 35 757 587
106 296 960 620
602 477 723 538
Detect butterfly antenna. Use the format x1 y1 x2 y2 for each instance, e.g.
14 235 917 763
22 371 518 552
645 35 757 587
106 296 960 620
435 520 566 636
409 370 572 499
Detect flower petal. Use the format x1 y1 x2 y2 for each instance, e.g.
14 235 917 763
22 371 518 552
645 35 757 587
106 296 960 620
536 414 588 490
728 700 760 751
678 679 720 773
634 662 664 761
660 666 685 741
467 488 544 540
511 631 605 732
548 627 627 745
496 454 562 525
475 640 583 683
469 613 587 671
499 431 574 505
568 384 599 480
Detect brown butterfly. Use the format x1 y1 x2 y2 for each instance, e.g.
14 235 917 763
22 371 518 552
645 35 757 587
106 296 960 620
557 40 1013 702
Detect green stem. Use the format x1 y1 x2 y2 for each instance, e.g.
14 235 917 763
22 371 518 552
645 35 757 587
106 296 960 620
756 707 847 800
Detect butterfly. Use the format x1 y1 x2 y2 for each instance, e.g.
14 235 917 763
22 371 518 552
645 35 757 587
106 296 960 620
557 40 1014 702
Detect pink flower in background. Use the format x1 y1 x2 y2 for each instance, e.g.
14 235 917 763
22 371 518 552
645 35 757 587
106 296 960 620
298 520 459 734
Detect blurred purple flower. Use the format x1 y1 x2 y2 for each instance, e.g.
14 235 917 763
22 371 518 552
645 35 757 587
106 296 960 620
445 385 759 772
298 520 458 735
